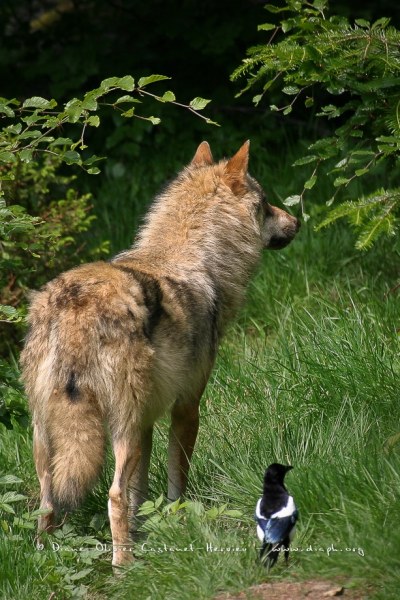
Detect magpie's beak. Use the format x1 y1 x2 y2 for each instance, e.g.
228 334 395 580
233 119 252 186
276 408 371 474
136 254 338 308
286 465 294 472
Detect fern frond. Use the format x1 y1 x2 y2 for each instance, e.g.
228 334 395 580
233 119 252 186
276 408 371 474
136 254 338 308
317 188 400 248
356 212 397 249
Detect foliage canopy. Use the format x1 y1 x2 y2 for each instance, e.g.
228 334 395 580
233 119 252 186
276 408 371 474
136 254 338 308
233 0 400 249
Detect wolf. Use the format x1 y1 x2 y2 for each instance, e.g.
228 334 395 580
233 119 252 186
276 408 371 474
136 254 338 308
20 141 300 566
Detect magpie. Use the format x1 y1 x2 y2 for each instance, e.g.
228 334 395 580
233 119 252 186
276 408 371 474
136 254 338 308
255 463 298 568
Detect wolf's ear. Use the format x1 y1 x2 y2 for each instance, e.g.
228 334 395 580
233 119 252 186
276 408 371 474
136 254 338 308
190 141 214 167
224 140 250 195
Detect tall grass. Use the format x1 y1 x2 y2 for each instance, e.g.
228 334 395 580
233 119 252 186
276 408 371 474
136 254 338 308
1 145 400 598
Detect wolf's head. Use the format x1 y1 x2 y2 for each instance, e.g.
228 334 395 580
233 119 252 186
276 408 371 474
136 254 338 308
191 140 300 251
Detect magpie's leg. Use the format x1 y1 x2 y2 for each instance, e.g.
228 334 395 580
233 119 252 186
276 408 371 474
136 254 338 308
269 543 279 567
260 543 279 568
259 541 268 562
283 537 290 564
260 542 275 568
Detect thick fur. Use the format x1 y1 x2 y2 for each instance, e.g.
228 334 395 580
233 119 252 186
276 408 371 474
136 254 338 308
20 141 299 565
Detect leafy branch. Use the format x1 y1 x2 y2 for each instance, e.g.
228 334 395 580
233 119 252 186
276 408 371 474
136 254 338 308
0 74 213 176
232 0 400 248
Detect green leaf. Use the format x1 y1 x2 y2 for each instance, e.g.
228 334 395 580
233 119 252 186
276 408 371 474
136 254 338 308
0 491 27 503
223 509 243 518
355 168 369 176
86 115 100 127
101 77 118 89
283 195 302 206
100 76 135 91
49 137 73 147
83 154 105 166
68 568 93 581
19 149 33 163
0 103 15 117
81 93 99 110
161 90 176 102
281 19 296 33
64 99 83 123
262 79 275 92
257 23 276 31
376 135 398 143
165 498 180 514
334 158 348 168
22 97 56 109
0 305 22 321
0 151 16 164
308 137 338 159
138 75 170 87
355 19 370 29
146 116 161 125
305 44 322 61
318 104 340 118
282 86 299 96
351 150 376 157
62 151 82 165
121 108 136 118
4 123 22 135
371 17 390 30
0 475 23 485
189 97 211 111
114 95 141 105
137 501 156 516
304 175 317 189
118 75 135 91
154 495 164 509
205 507 219 519
334 176 351 187
18 130 42 140
265 4 289 13
292 155 318 166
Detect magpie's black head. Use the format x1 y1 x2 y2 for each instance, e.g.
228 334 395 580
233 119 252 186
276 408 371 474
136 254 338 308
263 463 293 485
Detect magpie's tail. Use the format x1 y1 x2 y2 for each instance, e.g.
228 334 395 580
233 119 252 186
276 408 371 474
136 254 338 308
259 542 279 568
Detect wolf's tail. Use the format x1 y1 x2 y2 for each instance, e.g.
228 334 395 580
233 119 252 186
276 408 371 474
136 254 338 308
47 386 106 511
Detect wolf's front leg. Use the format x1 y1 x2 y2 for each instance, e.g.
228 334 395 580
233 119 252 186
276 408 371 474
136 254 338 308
167 400 200 501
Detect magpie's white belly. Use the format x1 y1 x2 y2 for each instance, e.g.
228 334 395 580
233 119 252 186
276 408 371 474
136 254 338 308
256 524 264 542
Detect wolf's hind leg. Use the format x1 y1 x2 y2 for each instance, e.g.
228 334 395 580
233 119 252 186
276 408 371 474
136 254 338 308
128 426 153 534
167 399 200 501
33 422 55 539
109 435 141 567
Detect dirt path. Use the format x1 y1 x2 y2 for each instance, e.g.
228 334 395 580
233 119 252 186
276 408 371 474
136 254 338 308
215 579 371 600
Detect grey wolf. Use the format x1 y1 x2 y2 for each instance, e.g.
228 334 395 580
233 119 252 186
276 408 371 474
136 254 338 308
20 141 300 566
255 463 298 567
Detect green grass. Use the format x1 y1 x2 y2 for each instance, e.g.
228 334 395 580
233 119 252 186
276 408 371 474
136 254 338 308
1 151 400 598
